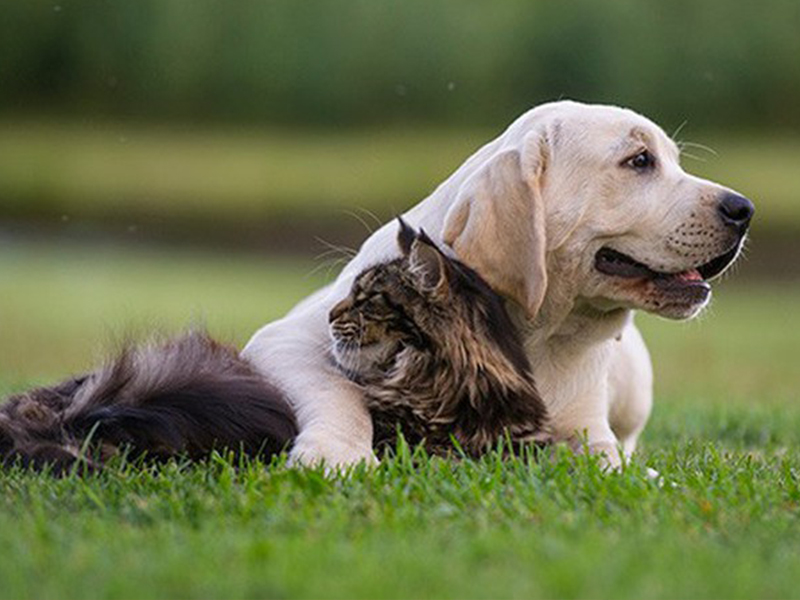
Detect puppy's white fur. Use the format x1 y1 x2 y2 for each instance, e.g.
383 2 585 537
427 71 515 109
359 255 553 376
243 101 746 468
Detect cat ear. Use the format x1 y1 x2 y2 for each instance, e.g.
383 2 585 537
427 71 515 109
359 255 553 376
409 233 449 292
442 139 548 319
395 216 416 256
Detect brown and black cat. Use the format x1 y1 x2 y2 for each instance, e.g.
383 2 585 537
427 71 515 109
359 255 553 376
1 221 546 473
329 219 549 457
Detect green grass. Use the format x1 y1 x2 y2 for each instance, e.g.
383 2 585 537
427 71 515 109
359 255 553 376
2 240 800 599
0 119 797 228
1 421 800 599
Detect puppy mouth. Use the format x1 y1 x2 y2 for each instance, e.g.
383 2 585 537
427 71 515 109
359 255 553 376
594 244 741 291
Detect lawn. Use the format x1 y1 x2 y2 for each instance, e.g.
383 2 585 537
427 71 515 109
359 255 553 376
1 240 800 599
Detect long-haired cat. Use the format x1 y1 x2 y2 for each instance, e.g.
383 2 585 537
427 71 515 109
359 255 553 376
0 331 297 474
328 219 549 457
2 221 546 473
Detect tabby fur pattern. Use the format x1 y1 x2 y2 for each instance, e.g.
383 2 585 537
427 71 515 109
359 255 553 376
329 219 549 457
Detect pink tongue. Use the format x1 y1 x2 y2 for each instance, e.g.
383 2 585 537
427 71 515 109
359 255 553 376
674 269 703 282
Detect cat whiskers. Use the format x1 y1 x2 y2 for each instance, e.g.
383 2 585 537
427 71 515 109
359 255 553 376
310 238 358 280
338 338 363 381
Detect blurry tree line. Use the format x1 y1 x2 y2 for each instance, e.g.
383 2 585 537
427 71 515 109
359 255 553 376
1 0 799 129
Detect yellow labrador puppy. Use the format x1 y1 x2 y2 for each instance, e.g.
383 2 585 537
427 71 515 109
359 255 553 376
244 100 754 469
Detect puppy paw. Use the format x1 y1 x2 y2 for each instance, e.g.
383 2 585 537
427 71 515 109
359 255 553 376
289 430 378 472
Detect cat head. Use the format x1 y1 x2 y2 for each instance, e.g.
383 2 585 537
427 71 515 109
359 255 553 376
328 218 530 381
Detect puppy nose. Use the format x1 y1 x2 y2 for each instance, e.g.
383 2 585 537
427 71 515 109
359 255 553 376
718 193 755 231
328 298 353 323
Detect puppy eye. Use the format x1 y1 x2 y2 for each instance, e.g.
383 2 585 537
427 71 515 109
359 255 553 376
624 150 656 172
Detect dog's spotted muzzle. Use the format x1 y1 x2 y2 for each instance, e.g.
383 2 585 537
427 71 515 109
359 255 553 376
596 192 753 290
594 192 754 315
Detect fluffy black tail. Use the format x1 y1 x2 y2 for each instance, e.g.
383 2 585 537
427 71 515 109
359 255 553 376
0 331 297 474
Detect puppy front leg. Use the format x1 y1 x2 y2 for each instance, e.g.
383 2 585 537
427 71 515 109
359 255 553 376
243 293 377 470
568 418 624 470
286 361 377 469
540 345 624 470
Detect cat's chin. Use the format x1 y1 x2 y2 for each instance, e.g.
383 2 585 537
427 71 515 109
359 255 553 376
330 339 388 379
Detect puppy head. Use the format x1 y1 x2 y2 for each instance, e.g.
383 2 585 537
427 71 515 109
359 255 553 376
444 101 753 321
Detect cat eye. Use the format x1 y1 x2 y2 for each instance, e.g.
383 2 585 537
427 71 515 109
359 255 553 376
623 149 656 172
355 291 377 303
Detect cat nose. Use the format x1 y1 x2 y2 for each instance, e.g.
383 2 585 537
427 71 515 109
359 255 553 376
329 298 353 323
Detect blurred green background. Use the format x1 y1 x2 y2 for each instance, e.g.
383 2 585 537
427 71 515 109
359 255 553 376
2 7 800 598
0 0 798 387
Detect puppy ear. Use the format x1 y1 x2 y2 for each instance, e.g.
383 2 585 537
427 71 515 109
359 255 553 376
442 142 547 319
409 232 449 292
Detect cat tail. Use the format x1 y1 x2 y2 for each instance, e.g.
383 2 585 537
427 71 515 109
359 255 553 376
1 375 96 475
1 331 297 474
